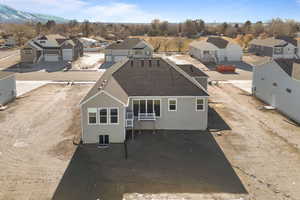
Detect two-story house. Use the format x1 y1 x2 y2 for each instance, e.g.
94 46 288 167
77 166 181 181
21 34 83 64
249 37 299 59
80 57 209 145
101 38 154 69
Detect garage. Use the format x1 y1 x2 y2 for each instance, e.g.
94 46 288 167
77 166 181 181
44 49 60 62
62 49 73 61
45 54 59 62
114 56 127 62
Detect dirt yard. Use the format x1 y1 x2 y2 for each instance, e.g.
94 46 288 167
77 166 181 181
71 52 104 70
0 84 91 200
210 84 300 200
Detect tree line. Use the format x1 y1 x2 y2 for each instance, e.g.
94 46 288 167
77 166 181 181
0 18 299 47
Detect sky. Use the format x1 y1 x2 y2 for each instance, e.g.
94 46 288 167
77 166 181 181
1 0 300 23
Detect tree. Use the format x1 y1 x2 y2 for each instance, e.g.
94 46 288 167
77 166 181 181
175 37 185 52
45 20 56 30
82 20 91 37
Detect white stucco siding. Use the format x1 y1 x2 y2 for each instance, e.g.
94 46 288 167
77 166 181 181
253 61 300 123
81 92 126 144
0 75 16 105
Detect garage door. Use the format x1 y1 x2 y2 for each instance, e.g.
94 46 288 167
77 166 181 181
45 54 59 62
62 49 73 61
114 56 126 62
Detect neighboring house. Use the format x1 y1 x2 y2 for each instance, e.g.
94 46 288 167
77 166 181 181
20 34 83 64
0 72 16 106
189 37 243 63
104 38 154 63
249 37 299 59
253 59 300 123
2 34 16 47
80 58 209 144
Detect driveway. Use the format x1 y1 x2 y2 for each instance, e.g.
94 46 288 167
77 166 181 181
52 130 247 200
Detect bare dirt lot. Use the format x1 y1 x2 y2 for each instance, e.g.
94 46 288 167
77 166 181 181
210 84 300 200
167 54 253 81
0 84 91 200
0 50 20 69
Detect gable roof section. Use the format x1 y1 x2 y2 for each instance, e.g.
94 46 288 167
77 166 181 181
177 64 209 77
274 59 300 77
106 38 144 50
80 59 129 105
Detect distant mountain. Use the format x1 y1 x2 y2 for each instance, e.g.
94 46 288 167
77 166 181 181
0 4 68 23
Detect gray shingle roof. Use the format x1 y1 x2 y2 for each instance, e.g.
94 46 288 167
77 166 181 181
177 64 209 77
81 58 209 105
207 37 229 49
250 37 289 47
113 58 208 97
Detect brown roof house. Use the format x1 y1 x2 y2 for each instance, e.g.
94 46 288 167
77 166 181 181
249 37 300 59
189 37 243 63
80 57 209 145
0 71 16 106
253 59 300 123
21 34 83 64
101 38 154 69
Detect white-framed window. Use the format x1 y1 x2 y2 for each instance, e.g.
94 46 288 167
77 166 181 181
88 108 97 125
99 108 108 124
132 99 161 117
274 47 282 54
196 98 205 111
110 108 119 124
99 135 109 146
168 98 177 111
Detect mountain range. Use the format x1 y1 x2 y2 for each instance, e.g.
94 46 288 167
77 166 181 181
0 4 68 23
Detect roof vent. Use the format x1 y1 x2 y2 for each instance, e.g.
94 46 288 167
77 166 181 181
157 60 160 67
149 60 152 67
130 60 134 67
141 60 144 67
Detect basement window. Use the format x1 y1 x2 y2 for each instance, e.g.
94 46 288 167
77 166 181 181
88 108 97 125
99 135 109 146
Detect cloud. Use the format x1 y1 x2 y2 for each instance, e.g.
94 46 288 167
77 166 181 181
82 3 159 23
0 0 158 22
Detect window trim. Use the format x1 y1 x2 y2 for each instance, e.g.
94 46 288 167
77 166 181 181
195 98 205 112
99 107 109 125
132 99 161 118
109 107 119 125
87 108 98 125
168 98 177 112
99 135 110 146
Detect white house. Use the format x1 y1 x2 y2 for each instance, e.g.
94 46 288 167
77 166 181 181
0 72 16 106
189 37 243 63
252 59 300 123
